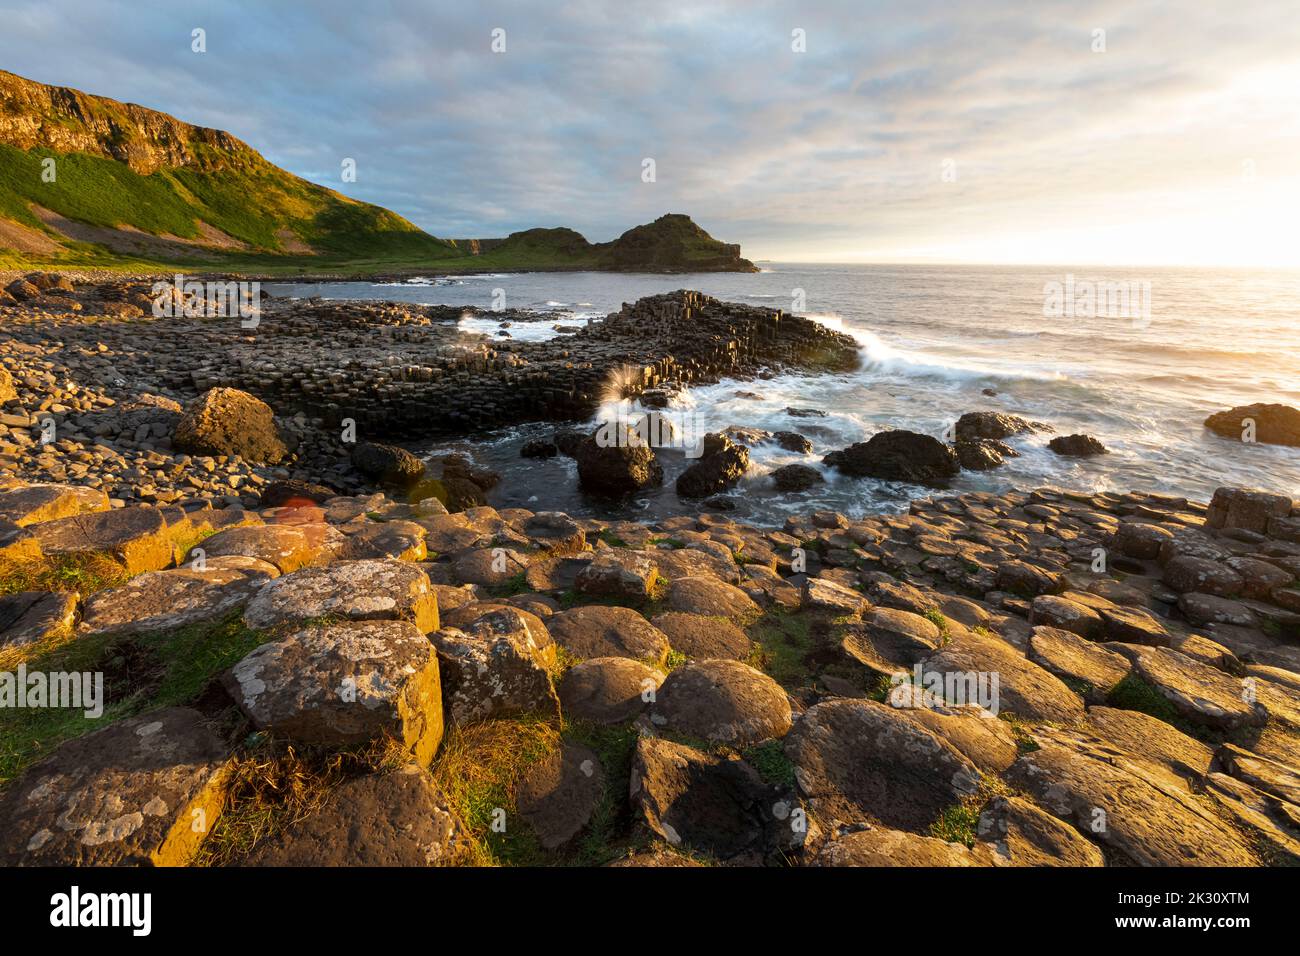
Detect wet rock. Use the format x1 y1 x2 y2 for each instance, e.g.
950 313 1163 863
1048 434 1107 457
516 742 604 849
823 431 960 488
559 656 664 724
954 411 1047 442
242 765 459 866
774 431 813 453
676 433 750 498
783 698 981 831
548 605 671 665
242 559 439 633
0 707 230 866
1204 403 1300 447
770 463 823 492
223 620 443 762
350 441 425 486
954 438 1018 471
173 387 288 464
575 433 663 496
651 659 792 747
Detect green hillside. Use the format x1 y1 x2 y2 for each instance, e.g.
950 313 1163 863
0 69 755 275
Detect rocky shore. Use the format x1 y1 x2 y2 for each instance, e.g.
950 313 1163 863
2 273 1300 868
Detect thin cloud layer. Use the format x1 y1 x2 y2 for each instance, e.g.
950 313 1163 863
2 0 1297 265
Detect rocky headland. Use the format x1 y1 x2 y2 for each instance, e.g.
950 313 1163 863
2 272 1300 868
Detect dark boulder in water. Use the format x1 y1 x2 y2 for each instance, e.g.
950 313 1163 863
823 431 960 488
521 438 559 459
677 433 750 498
786 407 828 418
954 411 1049 442
771 463 824 492
350 441 426 485
576 434 664 496
1048 434 1108 457
954 438 1019 471
774 431 813 454
1204 403 1300 447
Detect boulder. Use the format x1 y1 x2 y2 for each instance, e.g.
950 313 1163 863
559 657 664 724
783 698 981 831
1162 555 1242 597
173 387 288 464
1204 486 1294 534
223 620 443 763
770 463 824 492
350 441 426 485
1048 433 1107 456
651 659 792 747
675 433 750 498
575 549 660 600
1204 403 1300 446
666 575 761 621
0 707 229 866
260 479 337 507
1026 626 1130 702
954 411 1047 442
575 434 663 496
201 523 337 574
242 559 439 633
242 765 459 866
841 607 942 674
522 511 586 555
1112 521 1174 560
823 431 960 488
338 520 428 562
953 438 1018 470
924 629 1086 723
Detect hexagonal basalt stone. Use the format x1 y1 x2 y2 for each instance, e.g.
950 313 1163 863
430 608 560 724
202 523 340 574
29 505 174 575
81 564 274 638
0 707 230 866
651 659 793 747
0 590 78 648
242 559 439 633
223 620 443 763
242 765 459 866
558 657 664 724
547 605 670 666
0 483 110 527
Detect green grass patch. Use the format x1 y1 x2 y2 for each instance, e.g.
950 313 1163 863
742 739 796 788
0 549 131 600
0 610 268 787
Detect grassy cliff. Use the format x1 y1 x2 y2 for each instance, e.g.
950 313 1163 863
0 70 754 275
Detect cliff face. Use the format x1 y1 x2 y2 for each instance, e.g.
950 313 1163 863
0 70 253 174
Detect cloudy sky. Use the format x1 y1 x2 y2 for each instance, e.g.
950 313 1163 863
3 0 1298 265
